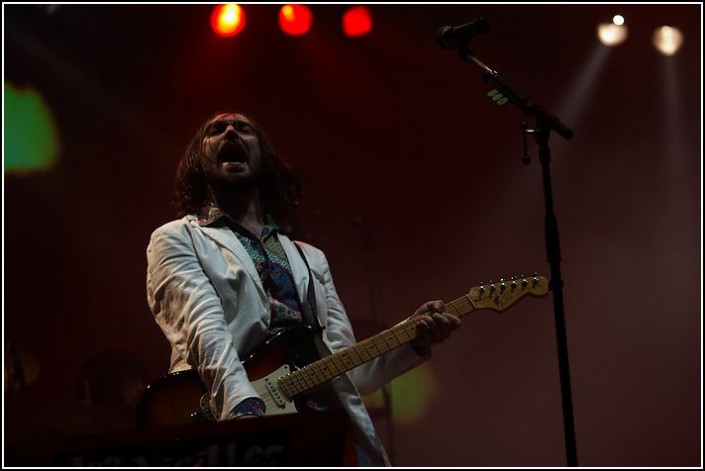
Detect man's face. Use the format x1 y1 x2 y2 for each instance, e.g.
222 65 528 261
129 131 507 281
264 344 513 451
202 113 263 190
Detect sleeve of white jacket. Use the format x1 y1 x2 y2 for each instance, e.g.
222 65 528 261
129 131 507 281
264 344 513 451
146 221 260 421
312 247 429 396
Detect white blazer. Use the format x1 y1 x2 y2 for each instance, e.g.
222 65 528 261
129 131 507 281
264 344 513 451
146 215 428 466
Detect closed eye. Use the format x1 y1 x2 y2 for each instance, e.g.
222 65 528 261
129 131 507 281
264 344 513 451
207 122 226 135
207 120 254 135
235 121 254 133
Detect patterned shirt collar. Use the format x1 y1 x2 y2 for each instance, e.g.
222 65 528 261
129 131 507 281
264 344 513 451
196 204 226 226
195 203 279 238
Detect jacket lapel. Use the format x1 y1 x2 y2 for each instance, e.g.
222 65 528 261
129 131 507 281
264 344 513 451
194 219 312 317
197 222 267 299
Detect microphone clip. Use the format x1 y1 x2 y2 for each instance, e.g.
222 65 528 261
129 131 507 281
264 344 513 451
436 18 489 50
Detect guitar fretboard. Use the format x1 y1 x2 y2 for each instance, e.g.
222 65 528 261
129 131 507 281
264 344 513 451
278 295 477 398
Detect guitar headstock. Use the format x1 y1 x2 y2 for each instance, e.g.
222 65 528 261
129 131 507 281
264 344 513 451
468 275 549 312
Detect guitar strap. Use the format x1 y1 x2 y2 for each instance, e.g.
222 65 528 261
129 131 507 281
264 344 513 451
293 242 323 332
293 243 335 360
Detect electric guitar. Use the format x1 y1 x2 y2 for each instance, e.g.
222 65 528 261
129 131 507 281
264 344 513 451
137 275 549 428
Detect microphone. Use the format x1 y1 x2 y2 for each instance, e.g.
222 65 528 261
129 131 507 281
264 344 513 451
437 18 489 49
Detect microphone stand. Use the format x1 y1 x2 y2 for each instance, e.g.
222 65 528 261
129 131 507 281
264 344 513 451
456 42 578 466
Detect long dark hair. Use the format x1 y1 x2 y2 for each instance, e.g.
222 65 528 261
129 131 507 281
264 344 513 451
174 111 302 226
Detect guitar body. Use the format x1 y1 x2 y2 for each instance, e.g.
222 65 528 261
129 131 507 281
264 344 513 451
137 325 322 428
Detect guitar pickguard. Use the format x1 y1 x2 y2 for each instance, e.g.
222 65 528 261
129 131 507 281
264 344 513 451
251 364 298 416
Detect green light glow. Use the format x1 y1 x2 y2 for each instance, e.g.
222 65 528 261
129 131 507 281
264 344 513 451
4 81 60 173
363 363 437 425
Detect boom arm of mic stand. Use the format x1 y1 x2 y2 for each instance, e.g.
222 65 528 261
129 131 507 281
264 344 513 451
459 46 574 140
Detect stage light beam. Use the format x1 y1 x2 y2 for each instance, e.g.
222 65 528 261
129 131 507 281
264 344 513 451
342 6 373 38
653 26 684 56
211 4 246 38
279 5 313 36
597 15 628 46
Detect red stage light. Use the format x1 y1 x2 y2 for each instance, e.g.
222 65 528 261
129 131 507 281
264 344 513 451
278 4 313 36
211 4 246 38
342 6 372 38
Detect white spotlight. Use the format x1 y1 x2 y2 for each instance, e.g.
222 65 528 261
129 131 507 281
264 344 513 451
653 26 684 56
597 21 628 46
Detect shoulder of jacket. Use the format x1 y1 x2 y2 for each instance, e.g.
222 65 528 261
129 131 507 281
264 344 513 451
297 240 333 273
292 239 324 257
150 216 196 238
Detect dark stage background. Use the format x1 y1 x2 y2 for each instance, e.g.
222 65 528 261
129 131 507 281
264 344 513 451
4 3 701 467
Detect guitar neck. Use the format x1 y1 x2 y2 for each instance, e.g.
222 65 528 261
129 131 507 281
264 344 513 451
278 294 476 399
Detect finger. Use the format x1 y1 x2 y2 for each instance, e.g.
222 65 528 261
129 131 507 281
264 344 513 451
444 312 462 328
415 316 432 331
432 311 461 328
429 312 455 328
430 300 445 313
415 300 444 316
428 313 460 338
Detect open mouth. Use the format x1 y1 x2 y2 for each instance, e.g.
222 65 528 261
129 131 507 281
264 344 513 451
218 143 248 164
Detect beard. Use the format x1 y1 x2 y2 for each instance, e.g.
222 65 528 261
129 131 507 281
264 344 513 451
206 165 263 199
